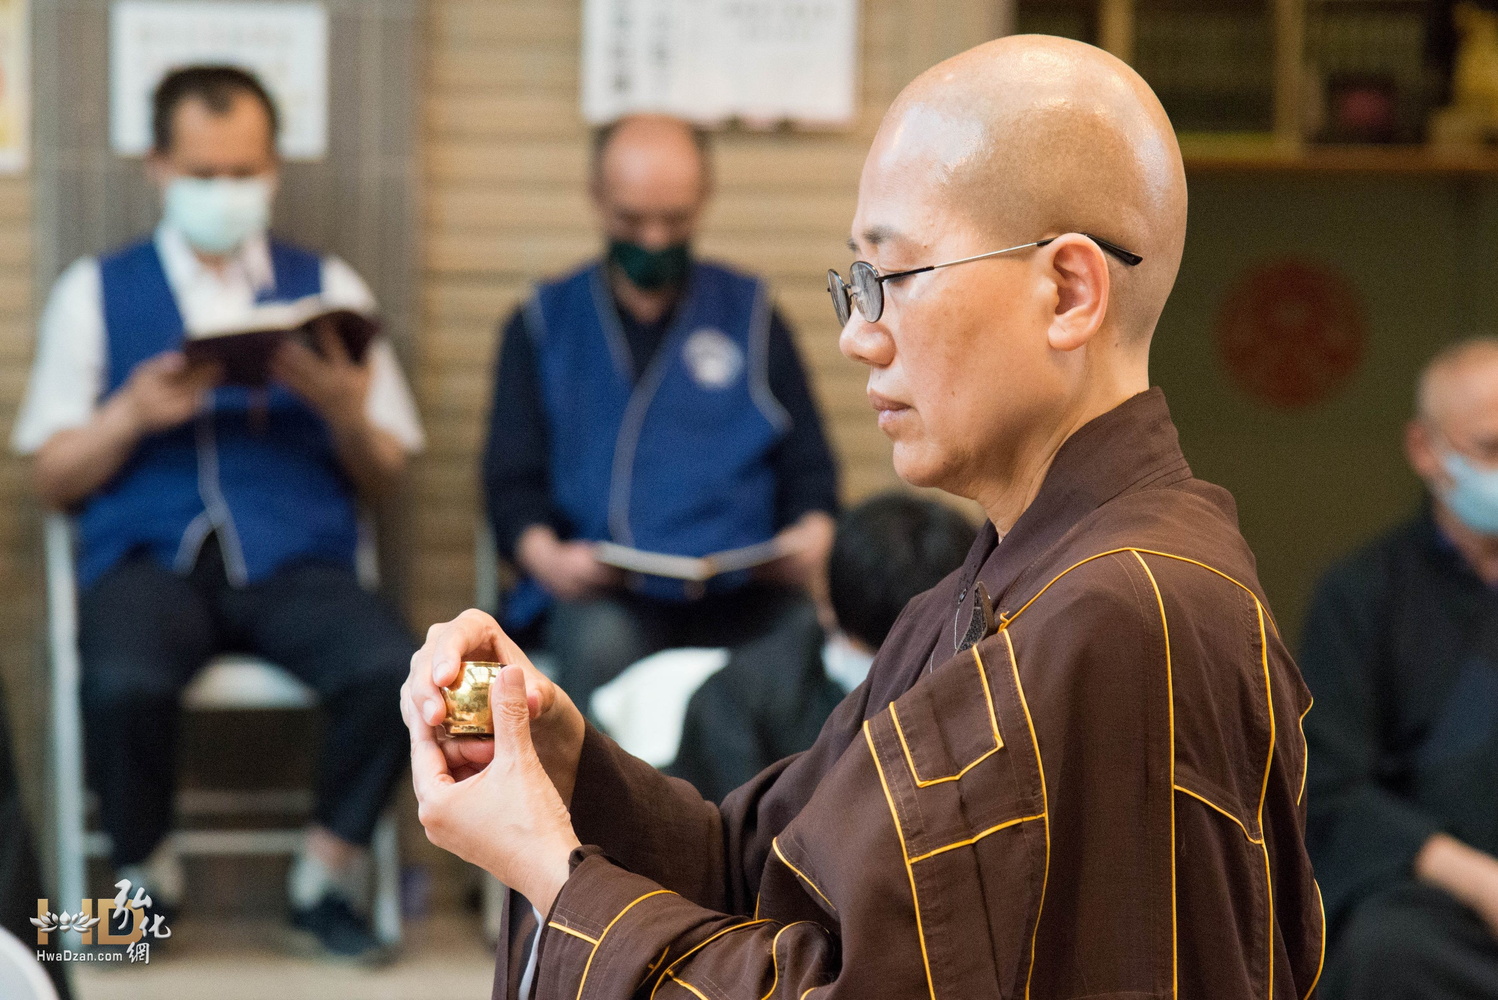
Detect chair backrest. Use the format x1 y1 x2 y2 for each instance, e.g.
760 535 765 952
589 647 730 767
0 927 60 1000
475 516 500 615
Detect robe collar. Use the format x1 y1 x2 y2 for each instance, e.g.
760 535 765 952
936 387 1194 659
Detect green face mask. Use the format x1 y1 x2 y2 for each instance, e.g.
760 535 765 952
608 240 691 291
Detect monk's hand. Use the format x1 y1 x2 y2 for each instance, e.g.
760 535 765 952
408 664 581 912
401 608 585 802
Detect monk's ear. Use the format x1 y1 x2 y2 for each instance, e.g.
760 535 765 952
1043 234 1110 353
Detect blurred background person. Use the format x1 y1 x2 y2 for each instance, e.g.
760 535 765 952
669 491 975 802
1302 335 1498 998
482 113 840 713
10 66 424 961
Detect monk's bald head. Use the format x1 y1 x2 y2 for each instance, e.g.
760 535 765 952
868 35 1186 343
841 36 1187 524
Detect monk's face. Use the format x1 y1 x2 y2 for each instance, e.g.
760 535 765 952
840 116 1073 497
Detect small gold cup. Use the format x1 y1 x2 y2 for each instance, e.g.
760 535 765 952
441 661 504 736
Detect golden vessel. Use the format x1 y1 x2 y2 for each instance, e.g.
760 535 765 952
441 661 504 735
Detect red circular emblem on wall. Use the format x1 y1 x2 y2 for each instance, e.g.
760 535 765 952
1215 259 1366 409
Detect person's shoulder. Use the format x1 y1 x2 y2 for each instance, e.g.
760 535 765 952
50 255 103 294
716 602 826 711
1313 514 1424 596
314 252 377 311
533 259 601 296
1000 511 1270 663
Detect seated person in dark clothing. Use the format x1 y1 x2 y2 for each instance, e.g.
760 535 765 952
482 114 840 711
11 67 422 961
670 492 975 802
1302 335 1498 999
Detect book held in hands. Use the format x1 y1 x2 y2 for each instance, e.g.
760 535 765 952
593 538 792 583
182 295 379 386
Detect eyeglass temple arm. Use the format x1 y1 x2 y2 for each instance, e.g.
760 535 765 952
878 233 1141 283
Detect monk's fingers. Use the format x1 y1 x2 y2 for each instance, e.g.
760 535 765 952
401 658 449 730
409 724 456 802
490 665 538 759
441 735 495 770
425 609 509 685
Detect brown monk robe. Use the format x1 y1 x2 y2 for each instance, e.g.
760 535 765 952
401 34 1325 1000
492 389 1325 1000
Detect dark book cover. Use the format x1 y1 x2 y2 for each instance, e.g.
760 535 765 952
182 297 379 386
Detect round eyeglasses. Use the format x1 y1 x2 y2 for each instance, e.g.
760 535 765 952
827 232 1143 326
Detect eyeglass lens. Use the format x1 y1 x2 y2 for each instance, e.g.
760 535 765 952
827 263 888 326
826 269 851 326
850 262 883 324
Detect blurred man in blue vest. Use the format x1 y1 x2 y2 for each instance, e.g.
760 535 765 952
12 66 424 961
483 115 840 712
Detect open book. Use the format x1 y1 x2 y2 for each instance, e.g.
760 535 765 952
594 538 791 582
181 295 379 387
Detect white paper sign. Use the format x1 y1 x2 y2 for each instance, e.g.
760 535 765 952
0 0 28 173
110 1 328 160
582 0 858 127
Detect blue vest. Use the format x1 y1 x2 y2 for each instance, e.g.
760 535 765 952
76 236 358 588
506 260 789 627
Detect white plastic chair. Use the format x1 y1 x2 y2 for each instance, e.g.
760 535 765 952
45 513 401 948
0 927 59 1000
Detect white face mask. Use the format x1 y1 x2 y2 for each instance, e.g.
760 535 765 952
822 633 876 695
1440 450 1498 537
162 175 273 256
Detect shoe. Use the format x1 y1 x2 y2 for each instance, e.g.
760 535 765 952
289 894 391 963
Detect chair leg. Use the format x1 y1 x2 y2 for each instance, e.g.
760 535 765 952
371 810 401 946
48 517 89 947
483 872 508 946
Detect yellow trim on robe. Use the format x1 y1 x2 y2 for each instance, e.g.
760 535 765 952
772 837 837 912
865 720 938 1000
1304 880 1327 1000
548 921 601 946
994 633 1052 1000
1254 599 1278 1000
648 920 773 999
577 889 676 1000
889 646 1004 786
1131 551 1179 1000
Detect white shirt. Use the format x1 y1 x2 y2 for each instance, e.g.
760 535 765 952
11 225 426 454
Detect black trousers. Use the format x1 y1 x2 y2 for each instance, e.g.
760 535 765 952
78 539 414 867
1322 882 1498 999
545 582 810 715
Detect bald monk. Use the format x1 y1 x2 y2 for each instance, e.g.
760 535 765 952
1303 337 1498 998
402 36 1326 999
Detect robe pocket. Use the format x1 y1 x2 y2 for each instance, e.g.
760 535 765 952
865 637 1049 1000
868 638 1046 870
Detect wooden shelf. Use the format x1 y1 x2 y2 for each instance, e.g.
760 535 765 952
1181 141 1498 175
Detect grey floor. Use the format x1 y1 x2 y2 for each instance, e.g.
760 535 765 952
70 913 497 1000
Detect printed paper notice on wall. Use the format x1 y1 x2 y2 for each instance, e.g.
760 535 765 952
110 1 328 160
0 0 28 173
582 0 858 127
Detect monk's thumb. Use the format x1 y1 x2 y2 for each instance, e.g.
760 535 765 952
490 665 534 755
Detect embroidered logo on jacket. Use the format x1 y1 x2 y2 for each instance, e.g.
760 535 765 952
682 327 744 389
